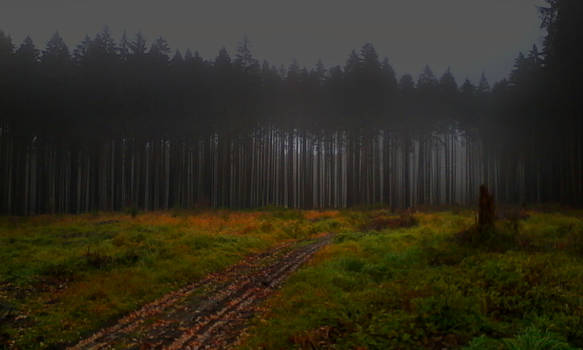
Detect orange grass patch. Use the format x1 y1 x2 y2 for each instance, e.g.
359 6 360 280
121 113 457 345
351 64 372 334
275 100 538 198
308 245 334 265
304 210 340 221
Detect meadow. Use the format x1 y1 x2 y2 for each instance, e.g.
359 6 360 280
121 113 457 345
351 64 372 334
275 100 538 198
1 207 582 349
0 208 338 348
242 209 583 349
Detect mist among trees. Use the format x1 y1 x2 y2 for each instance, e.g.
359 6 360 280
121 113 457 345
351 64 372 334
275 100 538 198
0 0 581 214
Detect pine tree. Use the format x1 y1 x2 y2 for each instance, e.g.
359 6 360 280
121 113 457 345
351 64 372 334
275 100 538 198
234 35 258 72
42 32 71 66
16 36 40 65
439 68 458 95
215 47 231 68
359 43 380 74
128 32 148 57
171 49 184 65
417 65 438 91
477 73 490 94
149 37 171 62
184 48 193 62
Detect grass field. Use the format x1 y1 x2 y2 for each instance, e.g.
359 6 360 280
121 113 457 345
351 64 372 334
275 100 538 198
241 209 583 349
0 208 339 348
1 208 582 349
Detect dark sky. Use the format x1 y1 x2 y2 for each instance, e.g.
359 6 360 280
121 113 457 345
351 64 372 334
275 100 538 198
1 0 546 83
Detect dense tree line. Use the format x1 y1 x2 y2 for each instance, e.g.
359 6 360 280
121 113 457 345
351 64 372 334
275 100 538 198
0 0 581 214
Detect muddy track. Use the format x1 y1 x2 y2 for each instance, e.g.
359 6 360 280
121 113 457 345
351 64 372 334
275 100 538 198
69 234 332 350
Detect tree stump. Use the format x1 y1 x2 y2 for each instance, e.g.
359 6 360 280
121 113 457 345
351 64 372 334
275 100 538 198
478 185 495 232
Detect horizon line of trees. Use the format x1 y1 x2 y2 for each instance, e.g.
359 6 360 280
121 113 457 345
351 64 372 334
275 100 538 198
0 0 581 214
0 29 497 138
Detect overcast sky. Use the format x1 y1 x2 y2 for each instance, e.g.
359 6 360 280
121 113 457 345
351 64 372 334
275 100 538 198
0 0 546 84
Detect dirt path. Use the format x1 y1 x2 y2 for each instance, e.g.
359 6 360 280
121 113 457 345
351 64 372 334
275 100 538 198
69 234 332 350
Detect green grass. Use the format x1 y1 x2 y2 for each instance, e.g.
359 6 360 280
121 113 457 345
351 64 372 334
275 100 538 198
2 209 582 349
0 210 336 348
241 210 583 349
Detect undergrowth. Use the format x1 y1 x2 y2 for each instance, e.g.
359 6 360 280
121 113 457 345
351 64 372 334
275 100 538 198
0 209 340 348
242 210 583 349
2 208 582 349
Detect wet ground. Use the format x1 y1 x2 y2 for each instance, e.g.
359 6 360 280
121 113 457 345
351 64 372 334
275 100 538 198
69 234 332 350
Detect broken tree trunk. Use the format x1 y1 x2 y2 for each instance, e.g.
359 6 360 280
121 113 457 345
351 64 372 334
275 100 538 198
478 184 495 232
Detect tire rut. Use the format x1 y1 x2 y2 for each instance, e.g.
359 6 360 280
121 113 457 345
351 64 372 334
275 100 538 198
69 234 332 350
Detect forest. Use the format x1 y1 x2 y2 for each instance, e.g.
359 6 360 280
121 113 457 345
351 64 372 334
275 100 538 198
2 1 583 349
1 1 580 215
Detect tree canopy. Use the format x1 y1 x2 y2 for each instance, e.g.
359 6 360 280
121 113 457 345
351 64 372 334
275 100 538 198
0 0 581 214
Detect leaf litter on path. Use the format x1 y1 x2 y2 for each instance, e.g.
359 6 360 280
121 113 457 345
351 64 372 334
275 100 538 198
69 234 333 350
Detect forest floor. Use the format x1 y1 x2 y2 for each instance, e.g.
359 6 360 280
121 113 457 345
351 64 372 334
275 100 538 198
69 234 332 349
1 207 583 349
0 208 340 348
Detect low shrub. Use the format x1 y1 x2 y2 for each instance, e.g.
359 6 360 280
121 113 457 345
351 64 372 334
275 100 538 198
358 211 418 231
503 326 576 350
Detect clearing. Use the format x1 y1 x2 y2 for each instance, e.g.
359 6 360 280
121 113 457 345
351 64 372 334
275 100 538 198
2 208 583 349
70 234 332 349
